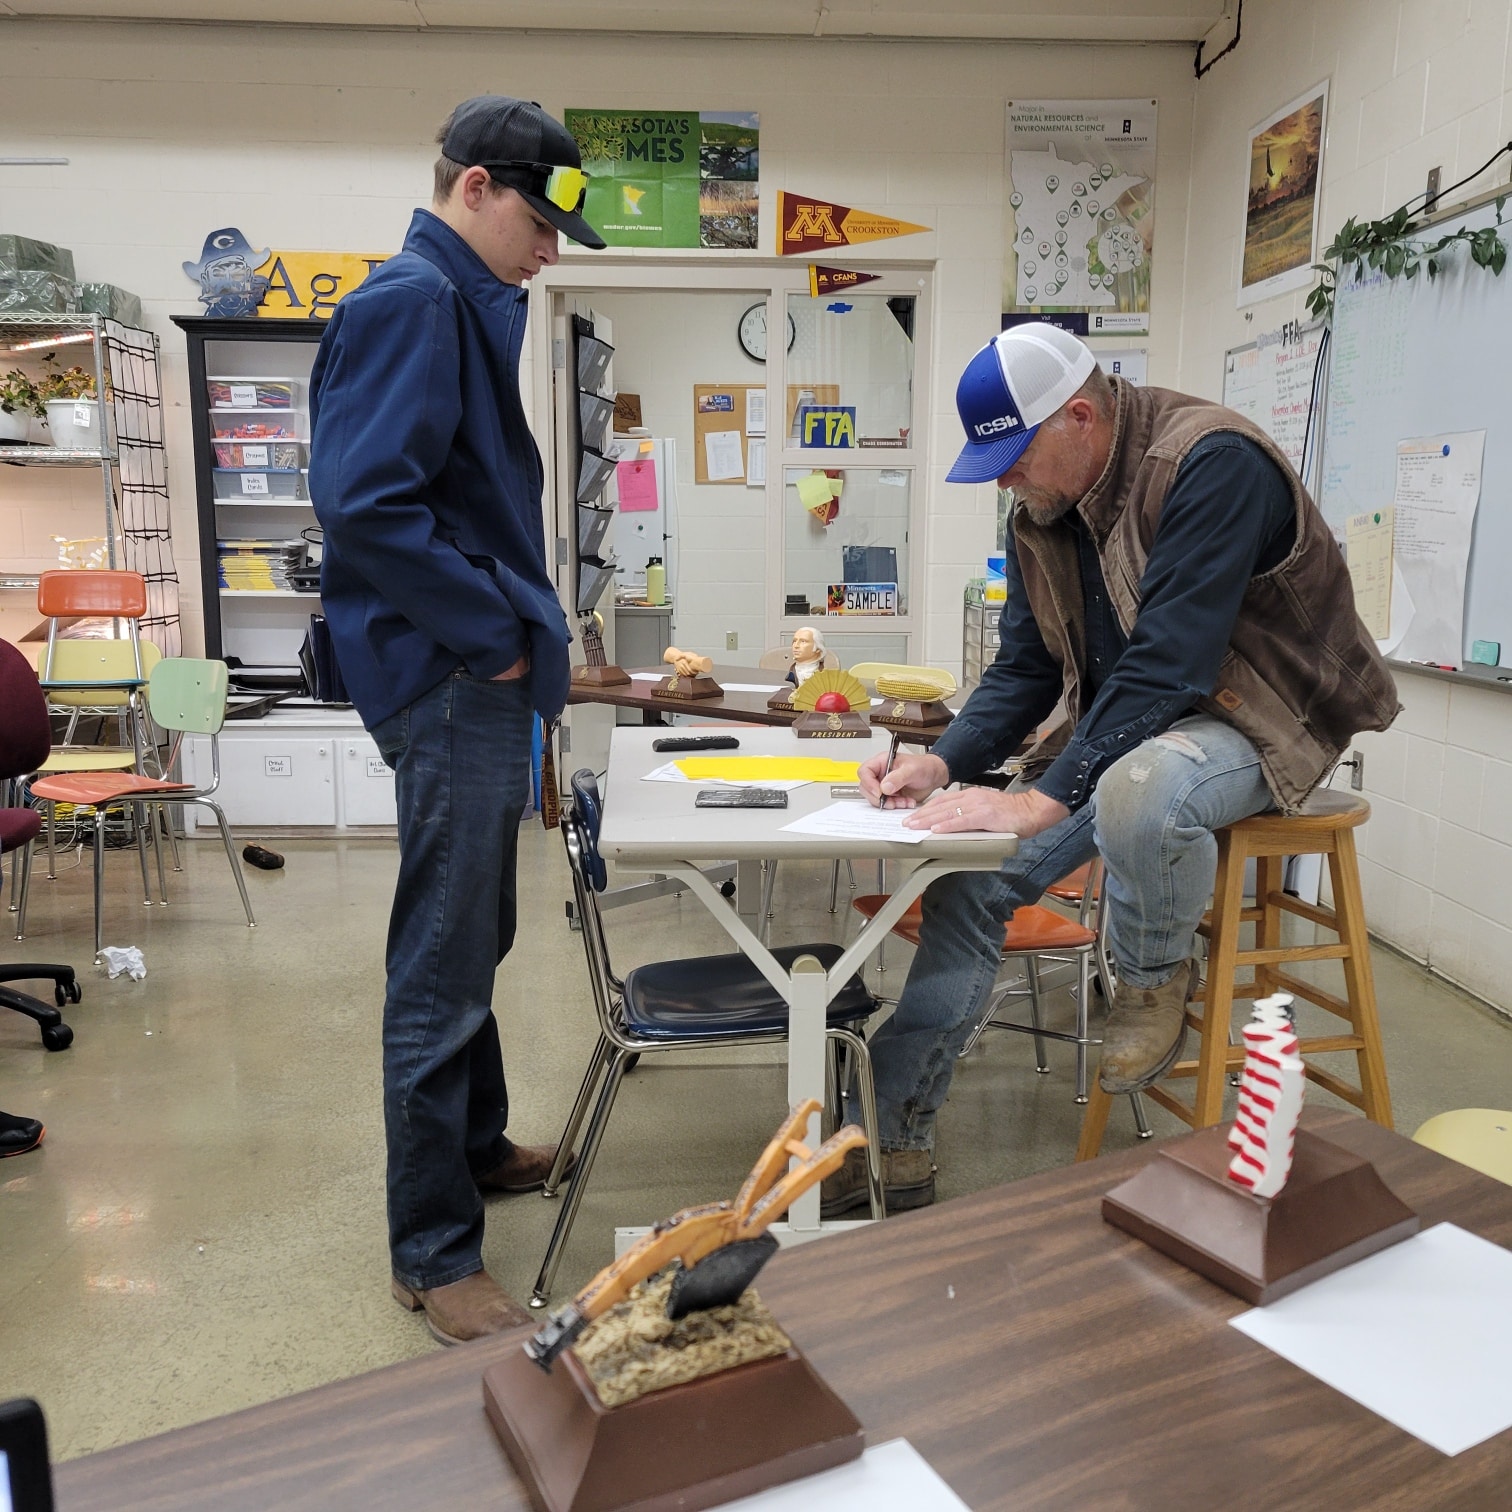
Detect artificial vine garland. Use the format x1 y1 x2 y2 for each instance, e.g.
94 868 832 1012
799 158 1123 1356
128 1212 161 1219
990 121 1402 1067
1306 142 1512 322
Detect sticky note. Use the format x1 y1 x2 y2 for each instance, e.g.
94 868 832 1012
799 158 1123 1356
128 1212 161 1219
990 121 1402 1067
795 473 835 510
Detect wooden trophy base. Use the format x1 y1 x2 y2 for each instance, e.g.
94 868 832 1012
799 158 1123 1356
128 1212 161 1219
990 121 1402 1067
483 1342 863 1512
572 663 631 688
767 686 797 712
792 710 871 739
871 697 953 732
652 674 724 701
1102 1124 1419 1305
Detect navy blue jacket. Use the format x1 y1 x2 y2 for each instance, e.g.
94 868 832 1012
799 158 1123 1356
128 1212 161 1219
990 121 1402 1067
309 209 570 730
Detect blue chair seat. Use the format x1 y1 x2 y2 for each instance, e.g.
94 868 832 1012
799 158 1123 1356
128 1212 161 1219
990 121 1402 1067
623 941 874 1041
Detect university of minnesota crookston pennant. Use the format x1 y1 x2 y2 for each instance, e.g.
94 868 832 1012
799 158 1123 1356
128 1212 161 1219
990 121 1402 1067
808 264 885 297
779 193 930 255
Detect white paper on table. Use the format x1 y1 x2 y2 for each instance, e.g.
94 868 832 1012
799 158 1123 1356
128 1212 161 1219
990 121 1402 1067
641 761 806 791
704 429 745 481
720 681 784 693
745 437 767 487
717 1439 968 1512
1229 1223 1512 1456
1391 431 1484 664
629 672 663 682
745 388 767 436
781 802 1007 845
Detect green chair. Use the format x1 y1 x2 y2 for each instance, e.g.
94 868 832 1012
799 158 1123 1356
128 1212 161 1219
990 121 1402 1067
30 659 255 954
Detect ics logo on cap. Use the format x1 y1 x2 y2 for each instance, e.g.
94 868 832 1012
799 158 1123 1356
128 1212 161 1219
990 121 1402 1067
973 415 1021 438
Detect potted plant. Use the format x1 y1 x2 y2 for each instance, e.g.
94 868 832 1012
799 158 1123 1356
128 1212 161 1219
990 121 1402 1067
0 368 45 445
38 357 104 451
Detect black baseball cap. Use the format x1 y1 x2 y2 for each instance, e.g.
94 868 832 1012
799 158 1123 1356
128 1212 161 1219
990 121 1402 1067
440 96 606 249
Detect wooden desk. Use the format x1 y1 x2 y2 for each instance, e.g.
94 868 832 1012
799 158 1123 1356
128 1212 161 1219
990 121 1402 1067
55 1113 1512 1511
567 664 958 744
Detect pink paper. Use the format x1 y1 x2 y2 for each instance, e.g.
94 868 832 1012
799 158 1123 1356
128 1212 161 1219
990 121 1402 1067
616 458 659 512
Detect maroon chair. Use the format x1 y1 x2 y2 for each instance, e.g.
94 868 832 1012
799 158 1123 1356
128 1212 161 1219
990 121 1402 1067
0 638 78 1050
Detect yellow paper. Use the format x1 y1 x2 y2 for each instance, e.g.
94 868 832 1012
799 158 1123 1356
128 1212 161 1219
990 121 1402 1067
794 473 835 510
676 756 862 783
1345 506 1394 641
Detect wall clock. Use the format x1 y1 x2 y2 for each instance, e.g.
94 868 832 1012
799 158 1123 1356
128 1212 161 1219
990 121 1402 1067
738 302 796 362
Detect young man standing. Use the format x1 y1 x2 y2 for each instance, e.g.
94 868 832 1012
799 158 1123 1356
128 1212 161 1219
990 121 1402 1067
310 97 604 1343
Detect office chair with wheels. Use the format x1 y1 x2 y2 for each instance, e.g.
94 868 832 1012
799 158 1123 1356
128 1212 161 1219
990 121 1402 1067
530 768 886 1308
0 638 78 1050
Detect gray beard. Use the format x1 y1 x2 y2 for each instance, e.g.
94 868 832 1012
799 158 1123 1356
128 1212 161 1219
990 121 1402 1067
1016 490 1079 526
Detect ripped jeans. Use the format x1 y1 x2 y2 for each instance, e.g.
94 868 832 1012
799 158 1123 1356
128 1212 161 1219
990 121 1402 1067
866 715 1275 1151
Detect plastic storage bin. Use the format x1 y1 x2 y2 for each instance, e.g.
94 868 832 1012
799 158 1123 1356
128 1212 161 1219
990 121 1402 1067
214 439 306 469
210 412 302 441
206 377 296 409
213 467 307 501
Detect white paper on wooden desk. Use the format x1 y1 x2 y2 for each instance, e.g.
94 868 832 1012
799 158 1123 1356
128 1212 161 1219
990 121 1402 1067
1230 1223 1512 1456
629 672 663 682
721 681 785 693
718 1439 968 1511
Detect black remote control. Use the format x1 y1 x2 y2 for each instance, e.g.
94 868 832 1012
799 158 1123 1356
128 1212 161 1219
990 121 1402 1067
651 735 741 752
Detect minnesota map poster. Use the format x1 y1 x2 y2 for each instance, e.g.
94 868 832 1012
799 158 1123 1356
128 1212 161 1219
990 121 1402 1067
1004 100 1157 334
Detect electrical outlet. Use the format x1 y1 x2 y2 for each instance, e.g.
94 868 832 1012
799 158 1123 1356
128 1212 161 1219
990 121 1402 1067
726 630 739 650
1350 750 1364 791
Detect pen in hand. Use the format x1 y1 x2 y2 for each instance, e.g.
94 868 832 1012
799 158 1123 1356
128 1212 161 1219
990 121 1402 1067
878 742 897 809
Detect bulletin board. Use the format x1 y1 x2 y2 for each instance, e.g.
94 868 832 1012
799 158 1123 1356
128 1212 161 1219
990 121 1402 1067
693 383 763 485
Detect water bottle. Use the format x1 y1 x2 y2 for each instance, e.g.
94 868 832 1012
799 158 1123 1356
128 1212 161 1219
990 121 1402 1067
646 557 666 606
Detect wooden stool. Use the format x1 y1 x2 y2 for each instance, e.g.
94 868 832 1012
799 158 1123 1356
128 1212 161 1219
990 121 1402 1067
1075 791 1392 1160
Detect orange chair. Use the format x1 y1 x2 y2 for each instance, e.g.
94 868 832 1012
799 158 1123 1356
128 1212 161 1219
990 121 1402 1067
852 890 1148 1137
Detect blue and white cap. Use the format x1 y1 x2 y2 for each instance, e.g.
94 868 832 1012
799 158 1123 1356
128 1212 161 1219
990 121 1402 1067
946 323 1098 484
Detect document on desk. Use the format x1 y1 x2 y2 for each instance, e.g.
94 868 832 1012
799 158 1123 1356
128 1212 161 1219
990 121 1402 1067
779 802 924 843
719 1438 968 1511
1230 1223 1512 1455
642 761 806 791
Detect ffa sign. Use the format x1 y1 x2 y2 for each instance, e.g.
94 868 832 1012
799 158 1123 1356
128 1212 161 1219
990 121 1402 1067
808 263 883 297
827 582 898 616
779 192 929 256
799 405 857 449
256 251 390 319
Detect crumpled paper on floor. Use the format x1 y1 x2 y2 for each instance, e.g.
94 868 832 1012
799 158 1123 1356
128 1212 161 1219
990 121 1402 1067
96 946 146 980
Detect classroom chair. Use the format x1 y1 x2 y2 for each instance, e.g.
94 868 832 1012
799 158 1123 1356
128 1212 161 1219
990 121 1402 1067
757 644 839 675
0 637 79 1049
1413 1110 1512 1188
1076 791 1391 1160
530 769 885 1308
30 659 255 955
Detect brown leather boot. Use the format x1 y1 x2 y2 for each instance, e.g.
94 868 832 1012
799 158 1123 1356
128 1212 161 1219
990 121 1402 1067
1098 959 1199 1093
391 1270 531 1345
819 1146 935 1219
475 1141 575 1195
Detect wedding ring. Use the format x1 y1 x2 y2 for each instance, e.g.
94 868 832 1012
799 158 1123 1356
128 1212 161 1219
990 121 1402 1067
955 806 964 817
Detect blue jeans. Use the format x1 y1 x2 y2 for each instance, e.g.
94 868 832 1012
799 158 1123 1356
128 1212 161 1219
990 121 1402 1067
868 715 1275 1151
371 669 534 1289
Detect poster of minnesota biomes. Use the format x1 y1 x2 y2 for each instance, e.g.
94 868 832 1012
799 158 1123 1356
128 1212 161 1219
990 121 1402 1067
565 110 759 249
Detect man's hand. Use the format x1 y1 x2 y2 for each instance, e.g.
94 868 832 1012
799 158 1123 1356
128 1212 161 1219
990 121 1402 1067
492 654 530 682
860 750 948 809
904 785 1070 837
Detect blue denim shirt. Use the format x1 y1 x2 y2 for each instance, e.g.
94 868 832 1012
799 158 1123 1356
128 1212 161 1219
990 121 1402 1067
309 209 570 730
933 432 1296 809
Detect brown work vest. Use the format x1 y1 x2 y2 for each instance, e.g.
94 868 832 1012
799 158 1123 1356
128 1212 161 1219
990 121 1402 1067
1012 380 1400 813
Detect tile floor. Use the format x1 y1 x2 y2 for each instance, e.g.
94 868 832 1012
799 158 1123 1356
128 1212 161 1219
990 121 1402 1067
1 821 1510 1461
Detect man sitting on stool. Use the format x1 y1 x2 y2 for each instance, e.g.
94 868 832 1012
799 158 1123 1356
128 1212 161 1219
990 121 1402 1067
822 323 1398 1217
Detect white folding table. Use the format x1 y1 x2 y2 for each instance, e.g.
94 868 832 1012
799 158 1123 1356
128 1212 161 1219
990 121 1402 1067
597 726 1018 1236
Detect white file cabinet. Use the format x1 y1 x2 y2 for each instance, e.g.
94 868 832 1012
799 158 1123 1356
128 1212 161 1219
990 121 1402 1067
180 708 396 832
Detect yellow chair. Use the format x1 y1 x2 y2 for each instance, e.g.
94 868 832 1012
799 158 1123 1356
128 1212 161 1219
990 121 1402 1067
36 637 162 774
1413 1109 1512 1187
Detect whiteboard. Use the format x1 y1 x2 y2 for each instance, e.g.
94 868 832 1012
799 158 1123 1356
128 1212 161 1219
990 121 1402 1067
1222 321 1325 478
1319 195 1510 659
